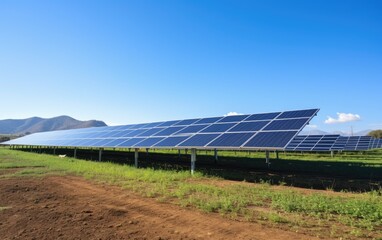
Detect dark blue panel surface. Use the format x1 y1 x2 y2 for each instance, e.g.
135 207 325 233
77 139 100 147
138 128 165 137
178 134 220 147
109 130 133 138
277 109 318 119
207 133 254 147
102 138 131 147
83 132 105 138
264 118 308 131
119 138 145 147
200 123 236 133
96 131 120 138
124 129 148 137
134 137 165 147
154 126 185 136
218 115 250 123
174 124 208 135
90 139 113 147
244 131 298 148
245 112 280 121
228 121 269 132
154 136 190 147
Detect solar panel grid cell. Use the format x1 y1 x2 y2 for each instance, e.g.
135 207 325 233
154 136 190 147
174 124 209 135
244 131 298 148
154 126 185 136
200 123 236 133
245 112 281 121
134 137 165 147
207 133 255 147
178 134 220 147
264 118 309 131
228 121 269 132
119 138 145 147
286 135 340 151
137 128 165 137
277 109 318 119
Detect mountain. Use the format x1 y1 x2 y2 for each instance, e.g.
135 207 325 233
0 116 107 135
300 129 372 136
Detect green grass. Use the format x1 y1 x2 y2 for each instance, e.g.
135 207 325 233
1 147 381 239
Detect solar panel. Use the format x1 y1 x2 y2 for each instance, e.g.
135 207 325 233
244 131 299 148
339 136 372 151
207 133 254 147
371 138 381 149
3 108 319 150
286 135 340 151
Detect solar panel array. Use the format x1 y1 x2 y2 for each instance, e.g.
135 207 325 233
3 109 319 150
286 135 339 151
287 135 382 151
370 138 382 149
341 136 373 151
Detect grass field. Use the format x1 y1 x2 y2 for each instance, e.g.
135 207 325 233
1 147 381 239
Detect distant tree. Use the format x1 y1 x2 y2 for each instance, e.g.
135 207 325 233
368 130 382 139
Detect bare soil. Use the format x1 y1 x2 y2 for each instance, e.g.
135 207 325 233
0 175 321 240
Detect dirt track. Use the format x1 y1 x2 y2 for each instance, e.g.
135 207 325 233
0 176 320 240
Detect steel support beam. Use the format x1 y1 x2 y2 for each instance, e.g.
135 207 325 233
134 148 139 168
99 148 103 162
265 150 270 168
214 148 218 164
74 148 77 159
191 148 196 175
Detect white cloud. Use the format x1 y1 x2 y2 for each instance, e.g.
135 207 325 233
224 112 243 116
324 112 361 124
305 124 318 129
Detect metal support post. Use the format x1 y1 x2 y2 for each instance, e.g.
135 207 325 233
214 148 218 164
330 150 334 158
53 147 56 155
265 150 270 168
191 148 196 175
99 148 103 162
178 149 181 160
134 148 139 168
74 148 77 159
276 150 279 160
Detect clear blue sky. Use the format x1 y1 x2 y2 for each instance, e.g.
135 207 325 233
1 0 381 133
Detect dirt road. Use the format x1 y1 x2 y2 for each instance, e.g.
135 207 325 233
0 176 318 240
